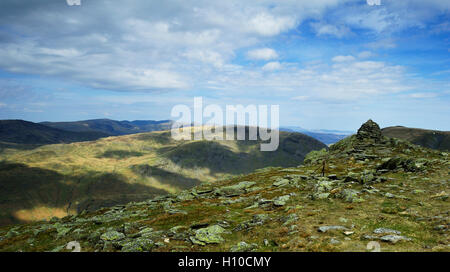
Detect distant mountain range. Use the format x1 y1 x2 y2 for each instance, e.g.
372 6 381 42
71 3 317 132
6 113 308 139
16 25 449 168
0 119 173 146
382 126 450 151
0 119 350 146
1 119 448 151
40 119 173 136
280 126 354 145
0 120 109 145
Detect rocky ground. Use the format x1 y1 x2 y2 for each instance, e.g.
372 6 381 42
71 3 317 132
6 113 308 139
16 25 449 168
0 120 448 252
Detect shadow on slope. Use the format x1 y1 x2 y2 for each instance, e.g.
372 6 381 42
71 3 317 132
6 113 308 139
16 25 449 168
158 128 327 175
131 164 202 190
0 162 167 226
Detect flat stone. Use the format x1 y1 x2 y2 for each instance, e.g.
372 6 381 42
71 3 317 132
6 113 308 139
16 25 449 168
373 228 401 235
380 235 412 244
318 226 349 233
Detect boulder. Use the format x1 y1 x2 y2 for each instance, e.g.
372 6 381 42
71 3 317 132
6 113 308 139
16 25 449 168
190 225 226 246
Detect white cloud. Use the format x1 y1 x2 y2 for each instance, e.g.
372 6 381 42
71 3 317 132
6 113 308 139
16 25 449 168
262 61 282 71
247 13 297 36
332 55 356 62
310 22 353 38
247 48 279 61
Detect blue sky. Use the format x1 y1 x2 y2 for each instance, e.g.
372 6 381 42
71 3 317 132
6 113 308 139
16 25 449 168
0 0 449 131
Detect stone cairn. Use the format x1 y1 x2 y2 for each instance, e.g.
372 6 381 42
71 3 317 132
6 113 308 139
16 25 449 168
356 119 383 143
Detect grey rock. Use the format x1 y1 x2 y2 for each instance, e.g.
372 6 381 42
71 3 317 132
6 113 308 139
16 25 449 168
230 241 258 252
318 226 349 233
100 231 125 242
373 228 401 235
273 195 290 206
380 235 412 244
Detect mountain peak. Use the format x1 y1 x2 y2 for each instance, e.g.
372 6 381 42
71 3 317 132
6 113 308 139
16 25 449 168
356 119 382 142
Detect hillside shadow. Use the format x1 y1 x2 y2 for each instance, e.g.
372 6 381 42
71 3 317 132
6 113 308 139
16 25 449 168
0 142 43 152
159 141 251 175
130 164 202 190
0 162 169 227
96 150 144 159
135 131 173 145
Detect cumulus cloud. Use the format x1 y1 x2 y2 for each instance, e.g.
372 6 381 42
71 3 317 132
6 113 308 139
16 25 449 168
262 61 282 71
247 48 279 61
247 13 297 36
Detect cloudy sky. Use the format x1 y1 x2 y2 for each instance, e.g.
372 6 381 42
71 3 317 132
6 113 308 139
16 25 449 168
0 0 449 131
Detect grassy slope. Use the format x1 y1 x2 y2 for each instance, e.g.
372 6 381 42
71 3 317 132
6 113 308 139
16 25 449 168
0 133 448 252
382 126 450 151
0 127 326 226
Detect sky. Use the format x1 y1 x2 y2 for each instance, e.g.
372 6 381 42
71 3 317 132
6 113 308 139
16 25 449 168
0 0 449 131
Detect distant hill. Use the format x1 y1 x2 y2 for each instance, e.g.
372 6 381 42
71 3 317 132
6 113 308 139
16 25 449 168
382 126 450 151
41 119 173 136
280 126 353 145
0 120 109 145
0 126 326 226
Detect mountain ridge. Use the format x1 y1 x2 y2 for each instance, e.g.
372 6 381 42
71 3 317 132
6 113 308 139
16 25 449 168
382 126 450 151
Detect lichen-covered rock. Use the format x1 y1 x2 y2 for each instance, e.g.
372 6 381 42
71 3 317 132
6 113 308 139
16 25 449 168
337 189 363 203
176 191 196 201
378 156 418 172
230 241 258 252
273 178 290 187
373 228 401 235
273 195 290 206
304 148 328 164
190 225 226 246
100 231 125 241
214 181 256 197
121 238 154 252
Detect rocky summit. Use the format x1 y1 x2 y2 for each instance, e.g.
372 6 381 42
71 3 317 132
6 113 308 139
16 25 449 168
0 120 448 252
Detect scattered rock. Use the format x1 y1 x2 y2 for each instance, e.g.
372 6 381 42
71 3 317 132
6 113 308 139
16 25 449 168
330 238 341 245
380 235 412 244
230 241 258 252
100 231 125 242
273 178 290 187
373 228 401 235
318 226 349 233
121 238 155 252
273 195 290 206
215 181 256 197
